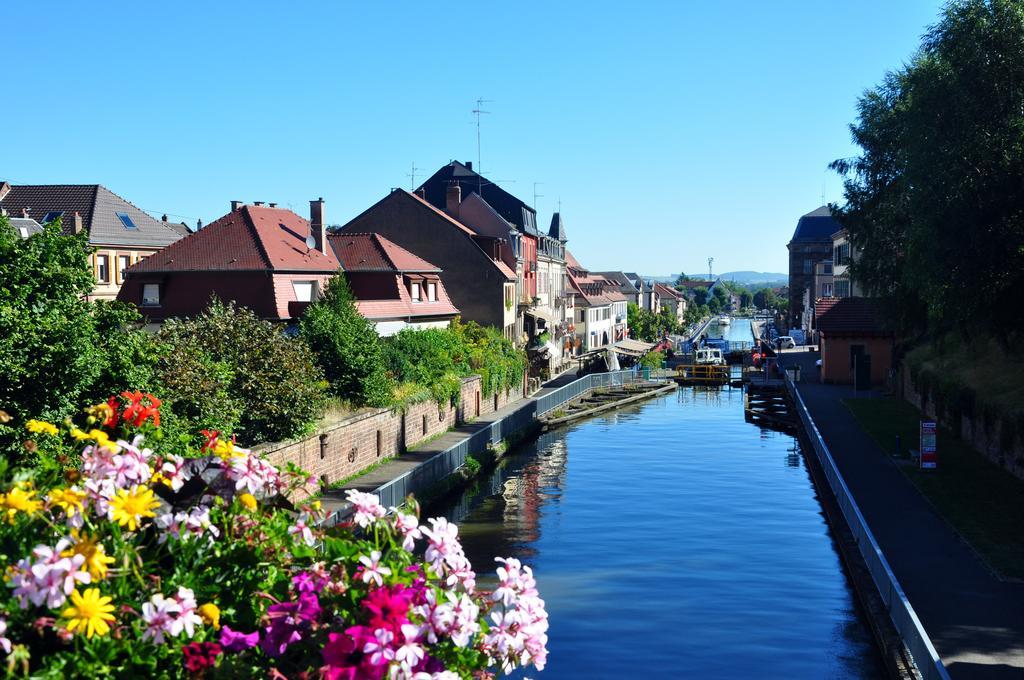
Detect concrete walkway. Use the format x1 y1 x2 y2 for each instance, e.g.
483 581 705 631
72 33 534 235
319 369 583 516
781 350 1024 680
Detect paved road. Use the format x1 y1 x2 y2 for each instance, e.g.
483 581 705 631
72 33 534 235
781 350 1024 680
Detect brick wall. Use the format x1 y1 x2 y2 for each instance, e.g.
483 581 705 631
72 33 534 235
256 373 528 491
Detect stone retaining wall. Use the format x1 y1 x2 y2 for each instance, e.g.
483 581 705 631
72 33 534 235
902 370 1024 480
256 374 525 488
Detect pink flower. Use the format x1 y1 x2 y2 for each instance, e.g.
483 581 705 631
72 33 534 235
321 627 381 679
141 593 183 644
9 540 90 609
226 451 282 496
159 454 189 491
391 512 422 552
288 513 316 547
219 625 259 652
171 587 203 637
357 551 391 588
362 585 413 635
394 623 426 671
345 490 386 528
0 617 11 655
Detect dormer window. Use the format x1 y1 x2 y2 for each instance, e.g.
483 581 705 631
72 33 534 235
410 282 421 302
426 282 437 302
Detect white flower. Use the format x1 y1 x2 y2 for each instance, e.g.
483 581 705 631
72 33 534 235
171 587 203 637
362 627 394 666
141 593 183 644
391 511 422 552
346 490 386 528
357 550 391 588
288 513 315 547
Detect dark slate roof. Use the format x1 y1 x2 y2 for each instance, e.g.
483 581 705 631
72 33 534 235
790 205 841 243
417 161 539 236
815 298 889 335
548 212 567 242
0 184 185 248
7 217 43 238
595 271 640 294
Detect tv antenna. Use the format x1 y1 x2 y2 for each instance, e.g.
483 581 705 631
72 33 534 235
533 182 544 210
472 97 492 192
407 162 421 191
708 257 714 280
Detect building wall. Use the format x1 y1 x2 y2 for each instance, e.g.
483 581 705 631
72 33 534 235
522 236 537 300
90 246 159 301
119 270 280 320
271 273 336 319
257 373 526 495
787 240 832 329
820 334 893 384
341 193 508 330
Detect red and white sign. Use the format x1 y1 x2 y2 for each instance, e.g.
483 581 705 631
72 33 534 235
920 420 937 470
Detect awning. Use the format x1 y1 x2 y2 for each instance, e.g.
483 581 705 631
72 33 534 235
609 338 657 357
525 308 558 325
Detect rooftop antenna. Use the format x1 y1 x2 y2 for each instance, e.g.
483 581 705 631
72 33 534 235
533 182 544 210
407 162 421 191
472 97 492 193
708 257 714 280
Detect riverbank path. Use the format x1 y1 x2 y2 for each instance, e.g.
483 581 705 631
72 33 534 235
780 350 1024 680
318 370 583 517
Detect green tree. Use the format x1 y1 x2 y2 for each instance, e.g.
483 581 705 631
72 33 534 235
158 299 327 444
627 302 659 342
753 288 777 310
739 290 753 309
832 0 1024 341
300 275 393 407
0 218 99 428
692 287 710 306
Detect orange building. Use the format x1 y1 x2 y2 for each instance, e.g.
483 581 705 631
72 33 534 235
815 298 893 384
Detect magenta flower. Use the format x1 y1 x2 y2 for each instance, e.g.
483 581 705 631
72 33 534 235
362 585 413 635
322 628 383 680
260 592 321 657
219 625 259 652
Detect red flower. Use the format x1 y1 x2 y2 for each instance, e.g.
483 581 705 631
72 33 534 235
120 390 162 428
182 641 222 675
200 429 220 452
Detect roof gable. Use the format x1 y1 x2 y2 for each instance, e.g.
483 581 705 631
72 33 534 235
328 232 441 273
815 297 889 334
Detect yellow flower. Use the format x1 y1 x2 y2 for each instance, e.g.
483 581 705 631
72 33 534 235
108 485 160 531
61 588 116 639
150 471 171 488
198 603 221 630
71 427 90 441
71 428 120 453
48 487 87 517
62 531 116 580
238 493 257 511
0 484 42 522
85 402 115 425
212 439 244 460
25 419 58 436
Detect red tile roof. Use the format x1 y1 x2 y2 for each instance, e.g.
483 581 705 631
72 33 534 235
328 232 441 273
675 279 715 290
815 297 890 335
130 205 339 273
654 283 683 299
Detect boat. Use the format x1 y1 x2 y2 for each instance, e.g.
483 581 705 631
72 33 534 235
694 347 726 366
718 314 731 325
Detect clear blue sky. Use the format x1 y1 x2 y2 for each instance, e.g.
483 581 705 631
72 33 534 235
4 1 943 276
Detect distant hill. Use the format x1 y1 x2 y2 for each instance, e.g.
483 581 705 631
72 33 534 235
719 271 787 285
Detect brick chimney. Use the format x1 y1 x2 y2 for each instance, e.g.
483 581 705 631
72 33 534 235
20 208 29 218
464 161 473 171
73 212 83 234
230 200 244 211
310 198 326 254
446 182 461 214
415 187 426 200
161 214 168 222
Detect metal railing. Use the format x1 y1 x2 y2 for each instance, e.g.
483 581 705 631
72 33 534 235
784 373 950 680
324 369 644 524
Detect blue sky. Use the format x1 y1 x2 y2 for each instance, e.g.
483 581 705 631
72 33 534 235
5 1 943 276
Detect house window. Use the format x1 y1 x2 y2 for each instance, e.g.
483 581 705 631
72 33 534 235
426 282 437 302
117 255 131 283
822 283 833 297
96 255 110 283
835 279 851 298
410 282 421 302
41 211 64 225
802 260 812 274
293 280 316 302
142 283 160 306
116 212 138 230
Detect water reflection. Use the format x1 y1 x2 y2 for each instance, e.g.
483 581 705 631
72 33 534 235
432 388 885 679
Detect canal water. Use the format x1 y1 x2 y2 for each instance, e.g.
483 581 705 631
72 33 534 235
434 379 885 678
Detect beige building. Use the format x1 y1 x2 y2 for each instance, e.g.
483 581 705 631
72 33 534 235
831 228 863 298
0 183 188 301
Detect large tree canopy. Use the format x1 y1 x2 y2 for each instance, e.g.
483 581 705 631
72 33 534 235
832 0 1024 341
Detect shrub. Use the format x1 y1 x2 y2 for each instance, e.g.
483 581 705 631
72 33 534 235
383 327 468 405
452 319 525 398
640 350 665 371
0 395 549 677
157 299 327 444
300 275 393 408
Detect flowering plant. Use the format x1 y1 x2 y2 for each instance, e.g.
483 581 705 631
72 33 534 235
0 392 547 678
